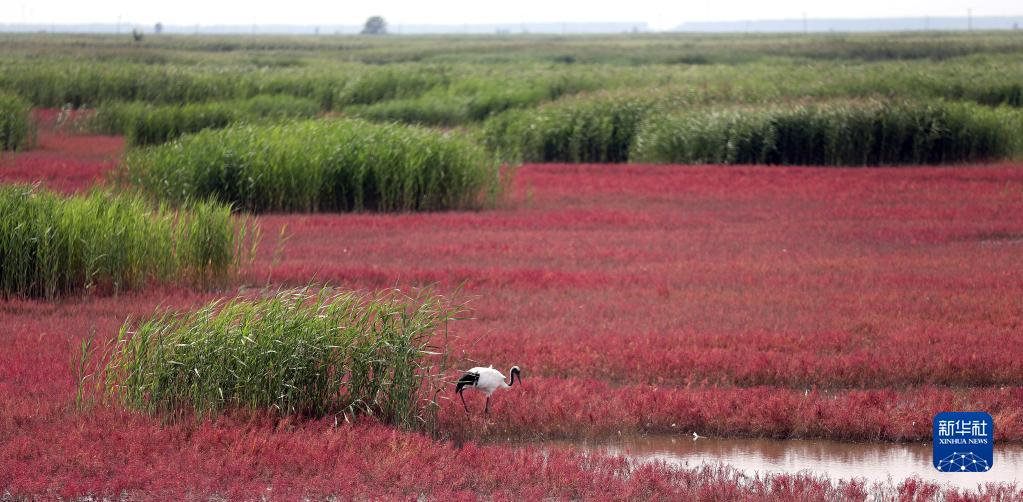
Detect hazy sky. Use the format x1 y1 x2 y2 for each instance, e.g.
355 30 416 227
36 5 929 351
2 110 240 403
6 0 1021 31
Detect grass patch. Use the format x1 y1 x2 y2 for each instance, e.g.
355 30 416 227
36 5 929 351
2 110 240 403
122 118 500 213
335 67 449 106
632 101 1022 166
347 97 469 127
481 93 653 163
347 72 603 126
0 92 32 150
83 95 320 146
0 184 257 298
90 287 460 431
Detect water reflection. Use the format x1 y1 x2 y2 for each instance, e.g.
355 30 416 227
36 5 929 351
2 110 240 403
550 436 1022 490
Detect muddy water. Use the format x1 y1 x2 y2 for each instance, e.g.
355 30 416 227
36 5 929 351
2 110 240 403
550 436 1022 490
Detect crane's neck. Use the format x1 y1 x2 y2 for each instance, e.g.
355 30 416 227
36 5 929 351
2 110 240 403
507 367 520 387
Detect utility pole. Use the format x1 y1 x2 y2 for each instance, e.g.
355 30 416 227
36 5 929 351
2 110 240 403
967 8 973 31
802 12 808 34
117 15 122 34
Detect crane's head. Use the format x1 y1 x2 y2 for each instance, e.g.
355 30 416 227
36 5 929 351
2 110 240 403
510 366 522 386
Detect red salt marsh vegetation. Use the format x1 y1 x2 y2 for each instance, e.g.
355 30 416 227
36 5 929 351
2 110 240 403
0 110 121 194
3 129 1023 498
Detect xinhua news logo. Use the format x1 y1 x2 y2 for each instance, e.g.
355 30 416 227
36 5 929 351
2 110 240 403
933 411 994 473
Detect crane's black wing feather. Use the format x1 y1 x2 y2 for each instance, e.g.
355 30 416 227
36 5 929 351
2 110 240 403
455 371 479 394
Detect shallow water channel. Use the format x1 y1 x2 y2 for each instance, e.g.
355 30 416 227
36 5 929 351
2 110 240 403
545 436 1022 490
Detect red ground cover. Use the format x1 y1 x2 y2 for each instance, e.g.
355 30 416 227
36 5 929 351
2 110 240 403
2 126 1023 498
0 110 121 193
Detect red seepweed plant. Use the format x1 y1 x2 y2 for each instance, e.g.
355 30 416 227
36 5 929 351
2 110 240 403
3 134 1023 498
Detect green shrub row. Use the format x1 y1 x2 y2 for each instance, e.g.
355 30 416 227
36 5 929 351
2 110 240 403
632 101 1021 166
0 60 613 115
122 119 500 212
348 73 604 126
0 62 344 109
0 62 448 111
84 95 320 146
0 185 256 298
484 95 1022 166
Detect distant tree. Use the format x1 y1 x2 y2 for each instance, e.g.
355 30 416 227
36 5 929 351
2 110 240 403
154 22 163 34
132 29 144 42
362 16 387 35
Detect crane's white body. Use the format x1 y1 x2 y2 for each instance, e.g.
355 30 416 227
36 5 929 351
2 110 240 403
466 366 511 397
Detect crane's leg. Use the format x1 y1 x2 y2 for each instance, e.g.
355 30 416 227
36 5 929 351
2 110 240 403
459 390 470 413
485 396 490 414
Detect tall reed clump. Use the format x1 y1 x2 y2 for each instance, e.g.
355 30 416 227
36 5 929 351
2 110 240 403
83 95 321 146
632 101 1022 166
94 287 460 431
0 184 257 298
122 119 500 212
0 92 32 150
481 95 654 163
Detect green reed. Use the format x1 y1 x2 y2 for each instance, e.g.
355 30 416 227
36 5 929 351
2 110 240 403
95 287 461 431
83 94 320 145
632 100 1022 166
482 92 655 163
122 118 500 212
0 185 257 298
0 92 32 150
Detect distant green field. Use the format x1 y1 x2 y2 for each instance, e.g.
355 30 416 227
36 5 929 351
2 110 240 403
1 31 1021 173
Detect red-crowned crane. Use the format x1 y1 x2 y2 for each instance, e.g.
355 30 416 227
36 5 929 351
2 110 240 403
455 365 521 414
